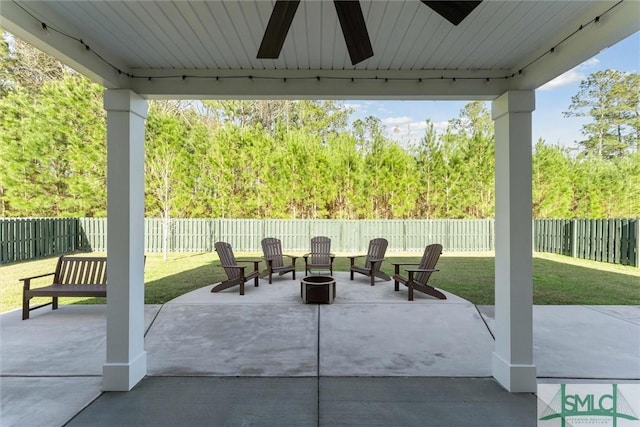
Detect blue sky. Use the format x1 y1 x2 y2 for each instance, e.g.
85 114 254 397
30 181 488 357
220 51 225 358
342 32 639 150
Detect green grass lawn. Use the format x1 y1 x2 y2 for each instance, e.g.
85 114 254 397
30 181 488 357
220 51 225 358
1 251 638 313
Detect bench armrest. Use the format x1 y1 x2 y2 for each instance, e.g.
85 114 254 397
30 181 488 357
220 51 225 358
20 272 55 282
20 272 55 290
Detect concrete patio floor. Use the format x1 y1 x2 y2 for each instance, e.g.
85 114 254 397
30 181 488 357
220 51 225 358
1 272 638 426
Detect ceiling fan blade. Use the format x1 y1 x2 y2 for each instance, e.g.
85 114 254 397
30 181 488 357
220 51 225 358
257 0 301 59
333 0 373 66
420 1 482 26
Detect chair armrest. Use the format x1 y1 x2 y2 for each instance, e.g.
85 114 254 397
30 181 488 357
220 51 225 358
406 268 439 273
238 259 261 272
368 258 385 263
20 272 55 290
220 264 246 272
390 262 418 274
283 255 298 261
303 253 334 259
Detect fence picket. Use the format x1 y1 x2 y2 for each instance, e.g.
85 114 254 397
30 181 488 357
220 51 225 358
1 217 637 266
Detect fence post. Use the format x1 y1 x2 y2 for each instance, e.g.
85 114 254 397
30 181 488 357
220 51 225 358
635 218 640 268
571 219 577 258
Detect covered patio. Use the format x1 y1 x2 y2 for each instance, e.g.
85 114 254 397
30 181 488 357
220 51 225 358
1 0 639 419
2 273 638 425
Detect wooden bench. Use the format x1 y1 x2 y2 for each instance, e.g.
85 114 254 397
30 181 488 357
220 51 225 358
21 255 107 320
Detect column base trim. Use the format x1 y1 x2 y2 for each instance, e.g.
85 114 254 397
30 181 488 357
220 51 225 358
492 352 537 392
102 351 147 391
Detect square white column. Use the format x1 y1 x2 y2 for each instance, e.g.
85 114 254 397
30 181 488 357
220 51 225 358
103 89 148 391
491 91 537 392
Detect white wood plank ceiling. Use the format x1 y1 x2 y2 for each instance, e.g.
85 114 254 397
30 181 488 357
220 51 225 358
11 1 602 71
2 1 638 97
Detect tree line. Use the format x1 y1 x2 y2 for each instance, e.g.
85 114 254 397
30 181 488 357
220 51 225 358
1 32 638 220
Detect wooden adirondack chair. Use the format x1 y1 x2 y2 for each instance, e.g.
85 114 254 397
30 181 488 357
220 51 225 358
260 237 297 284
391 243 446 301
211 241 260 295
348 238 391 286
303 236 335 276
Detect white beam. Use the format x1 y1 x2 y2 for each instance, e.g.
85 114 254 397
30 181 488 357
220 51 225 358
491 90 537 393
0 0 130 89
509 1 640 90
130 69 509 100
103 89 148 391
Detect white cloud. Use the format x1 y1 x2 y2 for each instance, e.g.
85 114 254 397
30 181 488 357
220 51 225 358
539 57 601 91
343 103 362 111
582 57 601 68
539 69 584 91
432 121 450 131
382 116 412 126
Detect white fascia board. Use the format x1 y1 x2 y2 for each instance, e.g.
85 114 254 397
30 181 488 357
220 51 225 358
508 1 640 91
0 1 130 89
130 69 509 100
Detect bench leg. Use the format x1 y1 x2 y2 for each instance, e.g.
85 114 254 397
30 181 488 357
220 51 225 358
22 295 30 320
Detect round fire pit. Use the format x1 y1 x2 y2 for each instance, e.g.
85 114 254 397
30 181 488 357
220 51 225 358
300 275 336 304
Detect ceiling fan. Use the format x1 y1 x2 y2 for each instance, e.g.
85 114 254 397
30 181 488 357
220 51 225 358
257 1 482 66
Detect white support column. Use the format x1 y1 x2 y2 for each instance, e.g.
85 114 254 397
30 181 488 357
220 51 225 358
491 90 537 392
103 89 148 391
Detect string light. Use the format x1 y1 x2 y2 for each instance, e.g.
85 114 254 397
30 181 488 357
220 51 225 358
12 0 623 85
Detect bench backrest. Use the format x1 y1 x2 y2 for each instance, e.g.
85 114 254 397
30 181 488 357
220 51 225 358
53 256 108 285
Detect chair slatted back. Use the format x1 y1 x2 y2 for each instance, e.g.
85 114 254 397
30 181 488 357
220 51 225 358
215 241 240 280
310 236 331 264
55 256 107 285
365 238 388 273
415 243 443 285
261 238 284 268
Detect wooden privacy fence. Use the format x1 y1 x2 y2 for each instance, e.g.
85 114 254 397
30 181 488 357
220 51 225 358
76 218 495 254
0 218 82 263
2 217 638 267
534 218 639 267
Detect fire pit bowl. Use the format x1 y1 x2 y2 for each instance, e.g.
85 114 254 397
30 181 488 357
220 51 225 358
300 275 336 304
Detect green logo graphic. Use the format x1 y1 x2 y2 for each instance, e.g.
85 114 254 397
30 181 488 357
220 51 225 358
539 384 639 427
